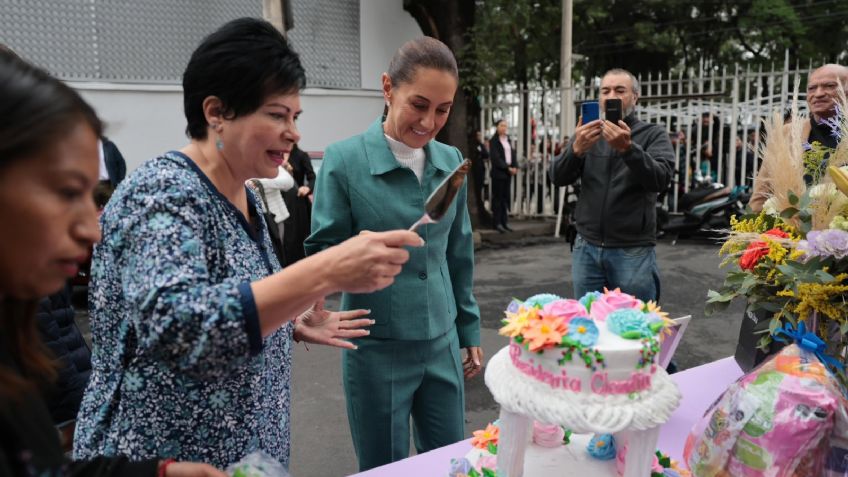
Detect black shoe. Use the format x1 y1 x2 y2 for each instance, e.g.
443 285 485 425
503 224 514 232
495 225 506 233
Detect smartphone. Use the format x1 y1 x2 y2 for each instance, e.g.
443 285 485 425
580 101 599 123
604 98 622 124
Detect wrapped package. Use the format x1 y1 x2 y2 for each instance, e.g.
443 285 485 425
684 341 848 477
225 451 290 477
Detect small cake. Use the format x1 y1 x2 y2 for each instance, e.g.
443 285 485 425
477 290 683 477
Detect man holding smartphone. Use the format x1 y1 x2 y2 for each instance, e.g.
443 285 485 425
549 68 674 303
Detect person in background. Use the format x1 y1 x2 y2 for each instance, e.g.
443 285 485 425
489 119 517 233
35 283 92 452
549 68 674 303
749 63 848 212
281 143 315 265
73 18 421 468
306 36 481 472
0 46 224 477
92 137 127 208
251 165 296 265
469 129 490 225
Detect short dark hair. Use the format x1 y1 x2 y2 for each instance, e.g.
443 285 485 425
183 18 306 139
0 50 102 167
387 36 458 86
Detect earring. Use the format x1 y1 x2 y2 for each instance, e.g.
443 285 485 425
216 137 224 151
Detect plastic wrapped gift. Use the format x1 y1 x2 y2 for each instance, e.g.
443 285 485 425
225 451 290 477
684 323 848 477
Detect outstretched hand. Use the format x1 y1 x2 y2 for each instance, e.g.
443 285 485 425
293 299 373 349
165 462 227 477
325 230 423 293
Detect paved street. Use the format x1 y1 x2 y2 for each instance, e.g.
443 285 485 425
289 236 746 476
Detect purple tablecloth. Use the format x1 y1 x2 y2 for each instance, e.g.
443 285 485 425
350 357 743 476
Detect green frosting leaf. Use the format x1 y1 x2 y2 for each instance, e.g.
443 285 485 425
621 330 645 340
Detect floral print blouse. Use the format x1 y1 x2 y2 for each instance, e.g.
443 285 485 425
73 152 292 469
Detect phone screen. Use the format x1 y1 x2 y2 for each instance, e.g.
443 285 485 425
604 99 622 124
581 101 599 123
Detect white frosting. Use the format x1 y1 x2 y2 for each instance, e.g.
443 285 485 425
485 346 681 434
510 317 659 397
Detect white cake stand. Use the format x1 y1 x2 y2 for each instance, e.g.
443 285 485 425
485 346 682 477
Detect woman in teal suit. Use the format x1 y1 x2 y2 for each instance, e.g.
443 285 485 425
305 37 482 471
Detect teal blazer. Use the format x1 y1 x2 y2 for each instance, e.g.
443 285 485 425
305 118 481 347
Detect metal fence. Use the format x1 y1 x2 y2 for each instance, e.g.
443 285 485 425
478 54 815 221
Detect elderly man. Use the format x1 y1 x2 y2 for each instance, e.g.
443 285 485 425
749 63 848 212
550 68 674 302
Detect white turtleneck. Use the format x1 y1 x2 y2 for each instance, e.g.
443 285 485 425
385 134 426 183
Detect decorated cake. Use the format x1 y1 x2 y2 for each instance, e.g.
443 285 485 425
471 290 683 477
449 420 690 477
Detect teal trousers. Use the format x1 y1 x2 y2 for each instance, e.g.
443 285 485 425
343 328 465 471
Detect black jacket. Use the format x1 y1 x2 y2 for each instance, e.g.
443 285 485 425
550 114 674 247
35 286 91 424
282 147 316 265
489 134 515 181
102 138 126 188
0 336 157 476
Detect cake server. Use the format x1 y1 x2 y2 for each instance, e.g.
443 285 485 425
409 158 471 232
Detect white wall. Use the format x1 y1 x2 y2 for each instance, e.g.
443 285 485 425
69 3 423 172
74 84 187 172
359 0 424 90
296 89 384 153
72 83 385 172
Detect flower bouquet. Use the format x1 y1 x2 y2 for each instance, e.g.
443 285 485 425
706 92 848 377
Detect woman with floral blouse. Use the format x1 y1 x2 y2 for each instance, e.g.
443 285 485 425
73 18 421 469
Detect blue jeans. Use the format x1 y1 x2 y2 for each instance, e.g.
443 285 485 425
571 235 661 302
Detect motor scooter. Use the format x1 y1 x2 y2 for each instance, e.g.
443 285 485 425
657 170 750 244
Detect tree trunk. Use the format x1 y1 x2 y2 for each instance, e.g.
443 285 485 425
403 0 491 228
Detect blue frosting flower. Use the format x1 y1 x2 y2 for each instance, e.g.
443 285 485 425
578 291 602 311
567 318 599 347
505 299 522 314
448 457 474 476
607 308 653 339
525 293 562 308
587 434 616 460
663 470 682 477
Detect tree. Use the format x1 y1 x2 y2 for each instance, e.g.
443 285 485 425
403 0 493 227
467 0 848 86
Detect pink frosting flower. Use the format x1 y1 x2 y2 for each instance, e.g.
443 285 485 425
590 288 643 322
651 454 664 473
542 299 588 325
532 422 565 448
476 455 498 472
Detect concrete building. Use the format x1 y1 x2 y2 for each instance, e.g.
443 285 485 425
0 0 423 171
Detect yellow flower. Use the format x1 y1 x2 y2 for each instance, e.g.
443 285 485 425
499 305 539 338
789 277 848 323
789 249 805 261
